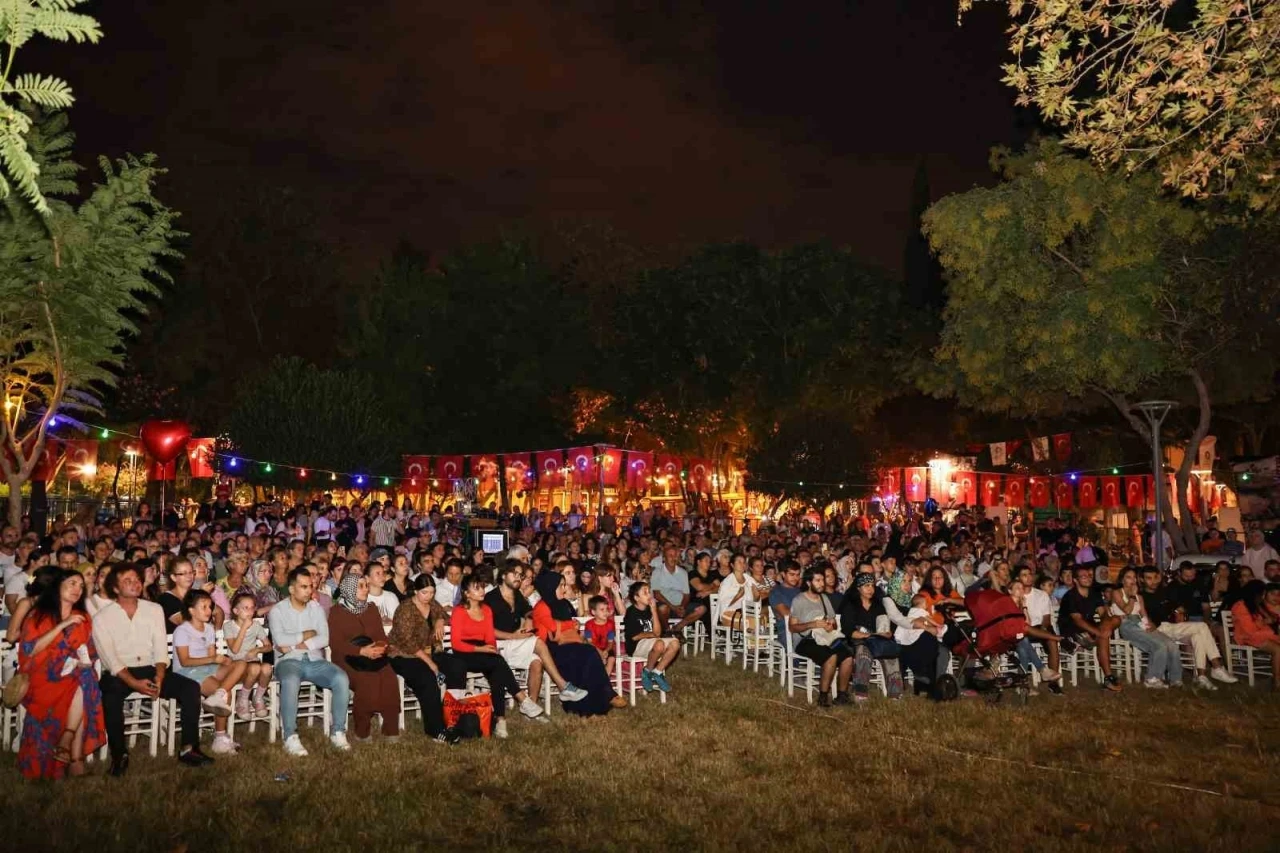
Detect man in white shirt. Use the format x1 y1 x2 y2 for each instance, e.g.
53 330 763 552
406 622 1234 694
0 525 18 578
312 506 336 542
92 564 211 776
435 558 464 610
1242 530 1280 576
268 567 351 756
1016 564 1060 678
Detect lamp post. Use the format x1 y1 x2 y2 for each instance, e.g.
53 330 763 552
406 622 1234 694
1132 400 1177 571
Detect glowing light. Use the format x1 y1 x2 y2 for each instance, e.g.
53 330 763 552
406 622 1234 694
264 463 272 473
1242 473 1250 481
49 416 58 427
229 457 238 468
411 478 417 486
356 476 365 485
78 464 97 478
1111 468 1119 475
431 479 438 487
1069 473 1078 481
299 469 308 478
383 477 390 486
100 428 110 439
331 472 337 481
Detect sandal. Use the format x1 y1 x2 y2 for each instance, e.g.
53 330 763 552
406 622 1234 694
67 759 87 777
53 745 73 765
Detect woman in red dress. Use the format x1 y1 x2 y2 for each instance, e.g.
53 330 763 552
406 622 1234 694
17 569 106 779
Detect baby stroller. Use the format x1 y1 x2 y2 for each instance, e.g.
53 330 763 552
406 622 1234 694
935 587 1034 705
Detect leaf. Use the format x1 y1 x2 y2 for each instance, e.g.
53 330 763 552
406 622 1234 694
5 73 74 108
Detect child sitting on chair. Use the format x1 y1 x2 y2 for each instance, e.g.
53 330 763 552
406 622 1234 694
583 595 616 673
173 589 247 753
223 591 273 720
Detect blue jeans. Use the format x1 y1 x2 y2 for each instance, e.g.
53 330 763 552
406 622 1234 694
1014 637 1045 671
1119 616 1181 682
276 657 350 739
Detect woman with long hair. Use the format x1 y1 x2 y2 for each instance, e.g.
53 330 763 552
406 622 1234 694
17 570 106 779
1230 581 1280 688
386 574 460 744
838 573 904 701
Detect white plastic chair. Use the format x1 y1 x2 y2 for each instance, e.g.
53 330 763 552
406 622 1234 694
709 594 733 664
1222 611 1272 686
612 615 667 706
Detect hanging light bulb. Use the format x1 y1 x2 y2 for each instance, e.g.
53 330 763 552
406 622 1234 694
264 463 273 473
229 458 239 469
330 472 337 481
383 476 390 486
299 469 308 478
100 428 110 439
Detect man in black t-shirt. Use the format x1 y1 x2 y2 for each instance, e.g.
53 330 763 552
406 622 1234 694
1169 562 1209 621
1057 565 1123 691
484 562 588 704
1140 566 1237 689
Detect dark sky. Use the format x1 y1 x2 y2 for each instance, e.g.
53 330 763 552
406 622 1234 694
43 0 1025 272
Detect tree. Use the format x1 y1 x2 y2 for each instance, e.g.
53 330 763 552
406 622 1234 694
0 0 100 214
0 111 179 526
223 356 402 485
922 139 1280 554
968 0 1280 209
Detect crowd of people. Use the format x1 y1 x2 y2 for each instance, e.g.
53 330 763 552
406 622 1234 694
1 496 1277 779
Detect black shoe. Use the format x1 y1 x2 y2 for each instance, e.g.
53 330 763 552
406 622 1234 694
817 693 833 708
433 728 462 746
833 691 853 706
108 753 129 778
1102 675 1123 693
1047 681 1065 695
178 747 214 767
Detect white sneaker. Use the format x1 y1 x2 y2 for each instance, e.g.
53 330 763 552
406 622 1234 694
210 733 237 755
518 698 545 719
1194 674 1218 691
1143 677 1168 689
1210 667 1239 684
329 732 351 751
202 688 232 717
493 718 508 739
283 734 308 757
558 683 589 702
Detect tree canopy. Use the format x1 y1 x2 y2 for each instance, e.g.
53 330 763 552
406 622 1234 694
968 0 1280 210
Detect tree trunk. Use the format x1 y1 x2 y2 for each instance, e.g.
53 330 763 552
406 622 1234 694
497 454 510 510
7 479 22 529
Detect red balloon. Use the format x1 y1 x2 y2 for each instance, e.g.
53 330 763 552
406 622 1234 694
139 419 192 465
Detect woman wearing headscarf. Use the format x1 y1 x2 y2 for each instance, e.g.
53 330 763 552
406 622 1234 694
246 559 279 618
328 573 400 741
838 573 905 701
531 571 620 714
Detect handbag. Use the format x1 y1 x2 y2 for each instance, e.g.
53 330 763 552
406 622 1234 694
809 596 842 647
2 672 29 709
344 635 388 672
443 691 492 737
864 635 901 659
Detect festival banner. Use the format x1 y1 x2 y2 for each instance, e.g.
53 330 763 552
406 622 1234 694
879 468 901 499
905 467 927 502
1186 474 1201 514
688 458 713 493
29 438 62 481
1209 483 1223 513
432 455 465 482
402 455 429 491
473 454 500 488
1004 475 1027 505
1052 433 1072 463
655 455 683 481
1196 436 1217 470
989 442 1007 466
1031 436 1050 463
979 474 1001 506
1100 476 1121 508
1124 476 1145 508
600 448 623 487
1078 477 1098 509
536 450 564 487
928 465 951 501
567 447 596 484
1029 477 1050 507
1006 439 1023 459
188 438 216 478
504 454 533 492
1053 476 1073 508
626 452 653 490
954 470 977 505
63 439 99 478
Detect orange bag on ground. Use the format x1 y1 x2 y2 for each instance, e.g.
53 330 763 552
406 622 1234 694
443 692 493 738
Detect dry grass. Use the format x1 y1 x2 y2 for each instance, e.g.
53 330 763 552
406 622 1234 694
2 655 1278 853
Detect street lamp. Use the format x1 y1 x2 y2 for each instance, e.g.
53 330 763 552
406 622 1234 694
1132 400 1177 570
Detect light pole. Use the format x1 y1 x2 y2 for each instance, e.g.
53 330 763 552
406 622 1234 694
1133 400 1176 571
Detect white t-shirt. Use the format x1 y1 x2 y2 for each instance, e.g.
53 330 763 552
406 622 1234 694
0 551 16 576
1243 544 1280 575
173 621 216 662
367 589 400 625
717 573 757 614
313 516 334 539
222 620 270 661
1024 587 1054 629
4 570 30 602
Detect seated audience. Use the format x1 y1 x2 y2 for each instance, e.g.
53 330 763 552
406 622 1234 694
328 574 400 742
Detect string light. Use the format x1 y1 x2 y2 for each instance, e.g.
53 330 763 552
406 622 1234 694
382 476 390 486
331 472 337 482
229 458 238 468
299 468 307 478
264 463 272 473
100 428 109 439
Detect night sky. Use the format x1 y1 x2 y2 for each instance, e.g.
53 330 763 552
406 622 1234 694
43 0 1026 271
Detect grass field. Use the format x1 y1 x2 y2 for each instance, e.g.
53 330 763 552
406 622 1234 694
2 655 1278 853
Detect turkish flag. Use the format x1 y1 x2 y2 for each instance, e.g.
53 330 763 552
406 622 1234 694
979 474 1001 506
1078 477 1098 508
928 466 951 501
1052 433 1072 463
1005 475 1027 505
905 467 927 502
64 439 99 477
1100 476 1121 508
656 455 683 481
433 455 465 482
600 448 623 487
688 458 713 493
567 447 596 484
1210 483 1223 512
1029 477 1049 507
148 459 176 481
402 455 429 492
879 468 900 499
1187 475 1201 514
473 455 499 487
954 471 977 505
1124 476 1145 508
1053 476 1073 508
536 451 564 487
188 438 216 478
29 438 63 481
504 454 533 492
1147 475 1158 509
626 451 653 490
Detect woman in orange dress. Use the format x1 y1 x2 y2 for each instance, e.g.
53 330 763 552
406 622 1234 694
18 569 106 779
